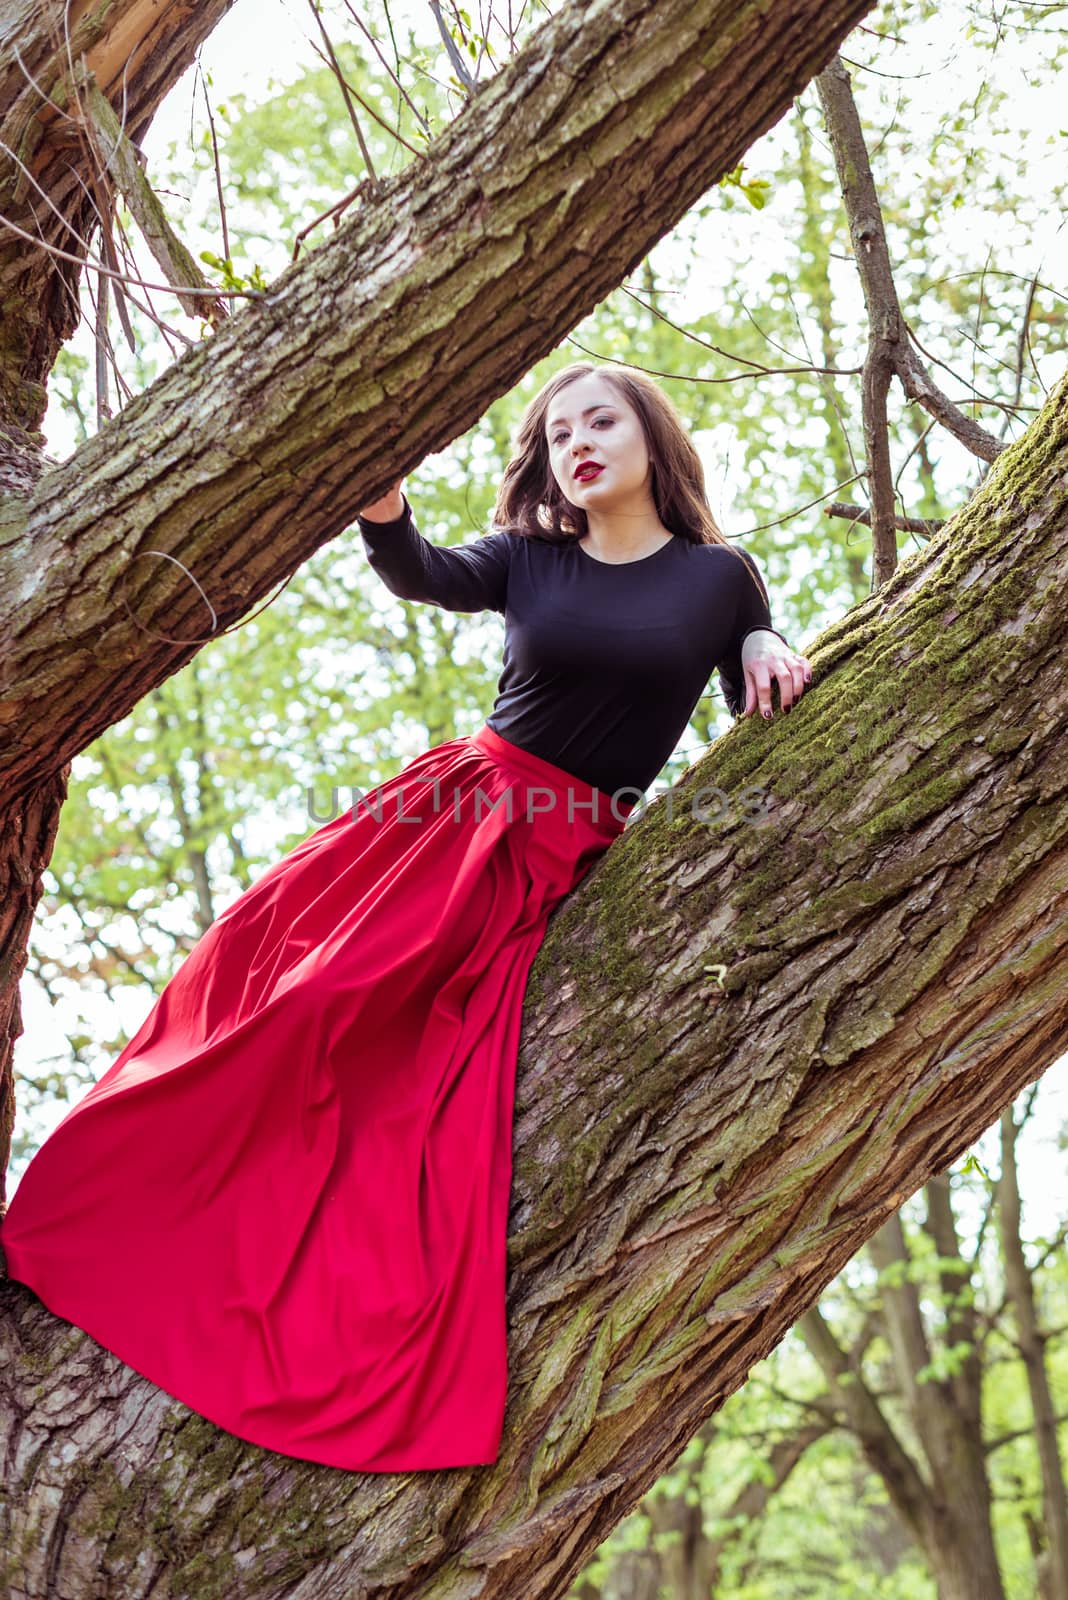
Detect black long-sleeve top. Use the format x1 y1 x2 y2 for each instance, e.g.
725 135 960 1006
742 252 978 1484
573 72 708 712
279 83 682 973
357 497 787 798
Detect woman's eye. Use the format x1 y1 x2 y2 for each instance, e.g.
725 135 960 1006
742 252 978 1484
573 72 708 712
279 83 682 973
550 416 613 445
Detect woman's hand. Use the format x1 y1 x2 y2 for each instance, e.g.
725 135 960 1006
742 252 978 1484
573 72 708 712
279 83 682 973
358 478 406 522
741 630 813 719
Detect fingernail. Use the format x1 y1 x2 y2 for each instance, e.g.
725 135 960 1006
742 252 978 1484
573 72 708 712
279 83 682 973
763 710 772 720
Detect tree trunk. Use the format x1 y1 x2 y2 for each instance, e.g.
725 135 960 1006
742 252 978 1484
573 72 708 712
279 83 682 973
867 1215 1005 1599
0 0 237 472
3 360 1068 1590
999 1106 1068 1600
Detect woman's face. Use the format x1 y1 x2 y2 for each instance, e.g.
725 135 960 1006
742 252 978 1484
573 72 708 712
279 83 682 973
544 374 652 512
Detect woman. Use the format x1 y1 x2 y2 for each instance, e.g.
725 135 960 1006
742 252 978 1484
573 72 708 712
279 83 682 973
1 363 811 1474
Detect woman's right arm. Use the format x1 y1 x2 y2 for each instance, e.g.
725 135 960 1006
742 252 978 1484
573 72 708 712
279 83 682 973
357 479 513 614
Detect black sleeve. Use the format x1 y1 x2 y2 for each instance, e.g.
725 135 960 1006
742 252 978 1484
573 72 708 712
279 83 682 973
715 545 790 716
357 494 513 614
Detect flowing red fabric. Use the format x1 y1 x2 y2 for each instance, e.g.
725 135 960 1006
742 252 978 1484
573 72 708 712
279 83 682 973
2 725 631 1471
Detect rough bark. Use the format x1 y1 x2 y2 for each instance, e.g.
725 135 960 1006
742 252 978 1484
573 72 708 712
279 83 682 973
0 764 70 1198
2 354 1068 1594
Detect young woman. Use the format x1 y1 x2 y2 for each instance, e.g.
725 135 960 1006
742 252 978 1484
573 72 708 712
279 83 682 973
1 362 811 1475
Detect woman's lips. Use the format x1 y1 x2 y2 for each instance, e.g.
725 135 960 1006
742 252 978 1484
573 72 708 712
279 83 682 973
574 464 604 482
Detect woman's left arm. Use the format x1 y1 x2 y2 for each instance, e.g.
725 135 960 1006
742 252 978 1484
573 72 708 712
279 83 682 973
716 545 812 720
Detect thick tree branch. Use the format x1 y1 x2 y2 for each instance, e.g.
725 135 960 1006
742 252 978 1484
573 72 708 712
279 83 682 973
826 501 945 535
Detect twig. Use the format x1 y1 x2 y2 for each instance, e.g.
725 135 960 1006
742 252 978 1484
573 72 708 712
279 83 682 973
94 262 111 427
564 331 860 388
61 157 196 351
306 0 378 181
198 59 231 265
85 79 228 323
430 0 477 91
0 208 264 299
815 54 1005 592
339 0 433 137
306 28 422 156
618 284 861 382
901 317 1037 417
1003 267 1045 438
94 193 138 353
291 178 376 260
825 502 945 535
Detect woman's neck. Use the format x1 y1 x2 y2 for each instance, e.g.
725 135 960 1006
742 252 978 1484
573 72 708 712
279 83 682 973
578 502 672 561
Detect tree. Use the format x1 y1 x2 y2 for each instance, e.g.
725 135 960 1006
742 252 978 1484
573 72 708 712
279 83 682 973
3 1 1068 1596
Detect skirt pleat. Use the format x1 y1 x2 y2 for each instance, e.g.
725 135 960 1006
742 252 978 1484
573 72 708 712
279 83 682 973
1 725 630 1471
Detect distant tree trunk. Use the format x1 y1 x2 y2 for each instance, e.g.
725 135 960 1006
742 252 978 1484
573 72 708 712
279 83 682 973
999 1107 1068 1600
868 1212 1004 1600
649 1423 826 1598
798 1136 1068 1600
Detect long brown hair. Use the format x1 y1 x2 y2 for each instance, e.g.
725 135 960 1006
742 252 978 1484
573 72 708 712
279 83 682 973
492 361 733 548
490 361 771 611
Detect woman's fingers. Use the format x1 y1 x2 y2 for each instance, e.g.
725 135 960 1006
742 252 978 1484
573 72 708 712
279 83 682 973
744 659 773 718
744 651 814 719
357 477 407 520
782 661 808 712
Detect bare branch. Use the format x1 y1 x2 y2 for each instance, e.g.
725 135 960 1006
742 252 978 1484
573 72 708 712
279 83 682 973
815 53 1007 593
339 0 434 138
84 80 228 323
826 501 945 535
430 0 478 91
306 0 378 181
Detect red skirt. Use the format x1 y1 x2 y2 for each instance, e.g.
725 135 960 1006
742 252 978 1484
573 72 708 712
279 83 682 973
1 725 630 1471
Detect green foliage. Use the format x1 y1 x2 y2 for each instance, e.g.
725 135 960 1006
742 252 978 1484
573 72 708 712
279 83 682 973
197 251 268 292
719 162 773 210
961 1150 993 1181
